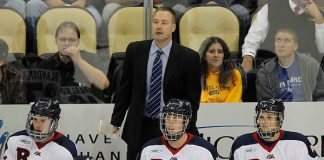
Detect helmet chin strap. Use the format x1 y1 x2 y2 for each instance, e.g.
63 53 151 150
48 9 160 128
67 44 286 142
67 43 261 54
258 129 280 140
165 132 183 141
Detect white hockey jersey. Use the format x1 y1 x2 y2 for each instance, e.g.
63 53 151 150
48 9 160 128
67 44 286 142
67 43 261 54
230 130 318 160
3 130 77 160
138 134 218 160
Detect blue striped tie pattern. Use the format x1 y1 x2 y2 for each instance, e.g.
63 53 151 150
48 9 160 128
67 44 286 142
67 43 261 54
146 49 163 118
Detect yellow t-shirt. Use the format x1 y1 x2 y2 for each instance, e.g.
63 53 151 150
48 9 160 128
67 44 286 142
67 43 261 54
200 69 242 103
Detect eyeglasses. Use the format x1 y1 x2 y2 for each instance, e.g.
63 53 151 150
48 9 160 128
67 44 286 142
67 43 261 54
57 37 78 43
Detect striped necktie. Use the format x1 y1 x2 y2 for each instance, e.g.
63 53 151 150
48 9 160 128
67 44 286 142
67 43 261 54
146 49 163 118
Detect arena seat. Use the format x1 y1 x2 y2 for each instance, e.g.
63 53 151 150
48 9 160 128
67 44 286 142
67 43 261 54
0 8 26 54
108 7 146 56
179 6 240 54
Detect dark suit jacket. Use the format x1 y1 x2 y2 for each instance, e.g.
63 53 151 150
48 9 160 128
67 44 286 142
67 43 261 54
110 40 201 148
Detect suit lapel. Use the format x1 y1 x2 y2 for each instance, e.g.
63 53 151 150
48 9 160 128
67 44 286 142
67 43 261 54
139 40 153 88
164 42 179 86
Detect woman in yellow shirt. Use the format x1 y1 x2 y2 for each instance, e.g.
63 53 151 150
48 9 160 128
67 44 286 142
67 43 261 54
199 37 243 103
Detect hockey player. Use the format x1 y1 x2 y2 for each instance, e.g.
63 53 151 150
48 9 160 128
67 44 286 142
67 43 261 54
0 119 9 158
229 98 318 160
138 99 218 160
3 97 77 160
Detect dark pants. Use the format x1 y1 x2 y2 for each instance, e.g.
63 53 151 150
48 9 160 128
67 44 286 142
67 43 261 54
127 117 162 160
